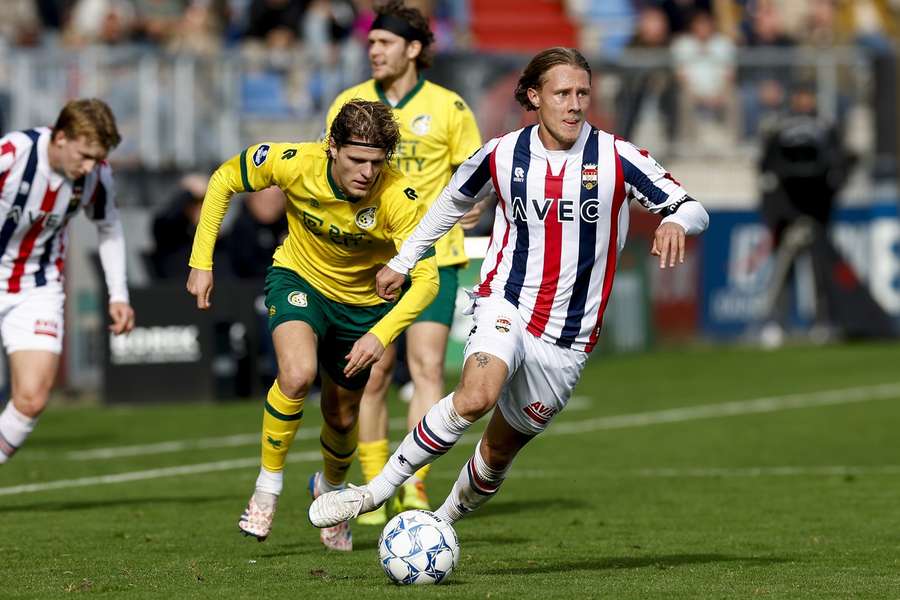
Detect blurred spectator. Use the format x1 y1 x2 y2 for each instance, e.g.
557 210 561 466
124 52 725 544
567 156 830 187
133 0 189 45
304 0 363 109
0 0 45 47
225 186 287 279
166 0 226 56
149 174 210 279
738 3 796 138
649 0 714 35
757 83 854 347
245 0 310 48
671 9 738 147
616 6 677 145
65 0 137 46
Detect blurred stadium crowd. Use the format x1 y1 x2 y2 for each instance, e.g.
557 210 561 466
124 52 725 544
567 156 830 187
1 1 897 182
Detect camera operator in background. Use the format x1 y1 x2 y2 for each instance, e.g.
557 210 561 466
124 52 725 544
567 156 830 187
757 82 854 348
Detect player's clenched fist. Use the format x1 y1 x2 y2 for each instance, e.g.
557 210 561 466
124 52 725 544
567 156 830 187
375 265 405 302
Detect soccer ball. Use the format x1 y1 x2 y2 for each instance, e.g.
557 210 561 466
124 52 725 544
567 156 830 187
378 510 459 585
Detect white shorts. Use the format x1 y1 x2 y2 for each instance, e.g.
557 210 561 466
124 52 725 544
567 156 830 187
463 295 588 435
0 284 65 354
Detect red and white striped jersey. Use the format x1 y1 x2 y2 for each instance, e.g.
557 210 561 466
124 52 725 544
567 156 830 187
0 127 123 297
391 122 705 353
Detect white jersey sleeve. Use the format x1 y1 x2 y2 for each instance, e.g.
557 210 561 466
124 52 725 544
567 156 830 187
388 138 501 275
88 164 129 303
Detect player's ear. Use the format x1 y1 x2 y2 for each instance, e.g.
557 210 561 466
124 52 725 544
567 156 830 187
406 40 422 61
526 87 541 109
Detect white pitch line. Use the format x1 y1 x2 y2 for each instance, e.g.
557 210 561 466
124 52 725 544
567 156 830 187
65 396 593 461
4 384 897 496
0 450 321 496
632 465 900 478
546 382 900 436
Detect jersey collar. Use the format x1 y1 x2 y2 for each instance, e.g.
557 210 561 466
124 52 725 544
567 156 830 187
374 75 425 109
326 156 349 201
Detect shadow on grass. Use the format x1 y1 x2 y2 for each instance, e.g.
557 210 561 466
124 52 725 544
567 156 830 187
481 553 788 576
0 494 239 513
466 497 590 519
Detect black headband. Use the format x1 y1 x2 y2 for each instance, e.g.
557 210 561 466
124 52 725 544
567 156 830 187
344 140 386 149
371 14 428 43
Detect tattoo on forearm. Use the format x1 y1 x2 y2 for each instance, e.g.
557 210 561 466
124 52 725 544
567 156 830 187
475 352 490 368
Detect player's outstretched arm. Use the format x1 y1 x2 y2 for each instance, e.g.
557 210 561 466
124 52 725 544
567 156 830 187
108 301 135 334
186 267 214 310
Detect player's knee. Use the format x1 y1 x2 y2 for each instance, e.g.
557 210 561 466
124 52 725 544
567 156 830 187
366 360 392 392
408 354 444 390
452 384 499 421
12 390 50 418
277 365 316 399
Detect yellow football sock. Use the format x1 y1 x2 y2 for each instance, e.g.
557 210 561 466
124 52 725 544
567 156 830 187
260 381 304 473
358 438 389 483
321 420 358 486
412 464 431 483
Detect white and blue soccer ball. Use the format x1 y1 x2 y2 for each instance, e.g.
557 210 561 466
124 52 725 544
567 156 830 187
378 509 459 585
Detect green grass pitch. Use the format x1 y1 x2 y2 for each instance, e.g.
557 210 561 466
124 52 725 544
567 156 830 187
2 342 899 598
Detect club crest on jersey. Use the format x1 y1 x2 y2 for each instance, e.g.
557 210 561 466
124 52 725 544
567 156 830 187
355 206 377 230
411 114 431 135
252 144 270 166
287 291 307 307
581 163 598 190
513 167 525 183
495 316 511 333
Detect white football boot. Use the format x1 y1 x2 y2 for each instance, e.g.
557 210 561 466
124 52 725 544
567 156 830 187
238 490 277 541
308 482 378 528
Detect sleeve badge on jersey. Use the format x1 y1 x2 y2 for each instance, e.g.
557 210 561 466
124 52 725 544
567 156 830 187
287 291 307 307
454 100 466 111
252 144 270 167
581 163 598 190
411 114 431 135
355 206 377 230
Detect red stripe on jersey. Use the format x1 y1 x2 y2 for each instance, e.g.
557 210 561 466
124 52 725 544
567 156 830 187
526 161 566 337
55 235 66 282
0 141 16 196
477 149 510 297
585 147 627 352
8 185 59 293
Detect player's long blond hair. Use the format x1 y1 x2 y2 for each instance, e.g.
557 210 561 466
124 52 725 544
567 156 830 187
52 98 121 150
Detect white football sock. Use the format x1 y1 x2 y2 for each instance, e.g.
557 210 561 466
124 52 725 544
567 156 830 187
254 467 283 495
0 401 36 464
368 393 472 505
435 440 510 524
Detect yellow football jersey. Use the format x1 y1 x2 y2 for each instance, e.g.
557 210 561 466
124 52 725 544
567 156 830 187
326 78 482 267
189 142 439 346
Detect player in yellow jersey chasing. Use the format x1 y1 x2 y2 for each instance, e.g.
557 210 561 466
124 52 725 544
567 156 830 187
325 0 483 524
186 100 438 551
